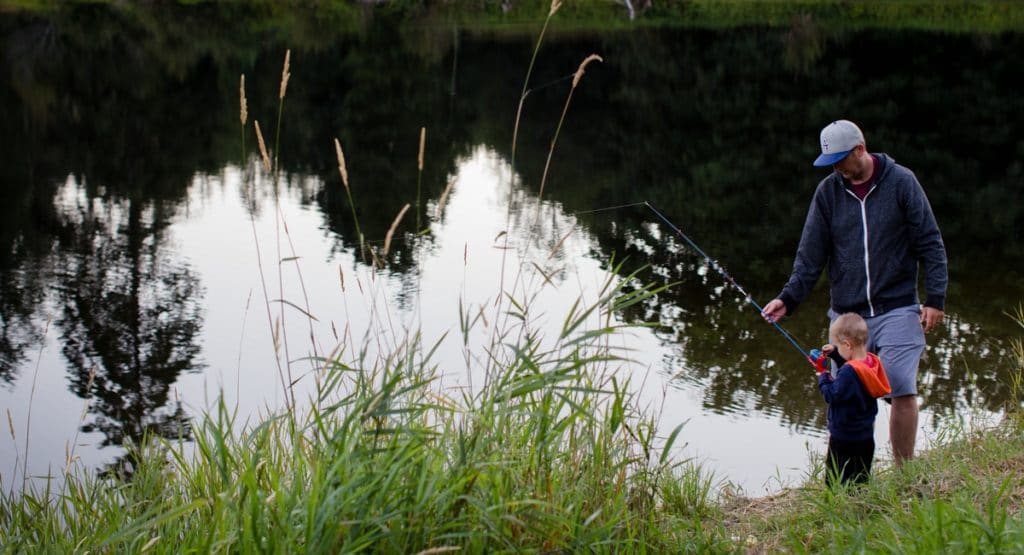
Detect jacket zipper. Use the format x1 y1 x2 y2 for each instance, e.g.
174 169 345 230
846 186 877 316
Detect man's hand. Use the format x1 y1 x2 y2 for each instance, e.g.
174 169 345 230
761 299 787 323
921 306 944 333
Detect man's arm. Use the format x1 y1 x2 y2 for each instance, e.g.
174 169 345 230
763 183 831 321
904 172 948 333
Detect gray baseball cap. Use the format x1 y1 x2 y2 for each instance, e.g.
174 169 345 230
813 120 865 166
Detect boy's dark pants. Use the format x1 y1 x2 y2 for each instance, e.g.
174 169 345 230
825 437 874 486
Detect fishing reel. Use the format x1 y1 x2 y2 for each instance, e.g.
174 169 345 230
808 349 830 374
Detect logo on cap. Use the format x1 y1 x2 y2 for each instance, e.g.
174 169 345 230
813 120 864 167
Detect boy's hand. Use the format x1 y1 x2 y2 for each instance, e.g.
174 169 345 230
808 348 830 374
821 344 834 356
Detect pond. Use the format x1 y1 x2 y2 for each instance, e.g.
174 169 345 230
1 4 1022 496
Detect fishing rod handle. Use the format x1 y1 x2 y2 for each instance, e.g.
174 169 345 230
809 349 830 374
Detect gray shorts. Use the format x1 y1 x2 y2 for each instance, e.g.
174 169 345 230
828 305 925 398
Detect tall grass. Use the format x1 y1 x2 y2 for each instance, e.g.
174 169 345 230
1008 305 1024 421
0 263 721 552
497 0 563 323
494 0 606 393
724 417 1024 553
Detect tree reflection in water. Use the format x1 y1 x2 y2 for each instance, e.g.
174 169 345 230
54 189 202 477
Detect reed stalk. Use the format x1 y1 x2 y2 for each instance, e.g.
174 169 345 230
271 48 297 412
493 0 564 376
251 118 291 410
537 54 602 204
511 0 562 165
383 204 411 259
435 178 456 220
334 137 365 258
258 59 332 417
63 366 97 473
274 49 290 173
492 52 603 372
20 314 51 494
254 121 271 173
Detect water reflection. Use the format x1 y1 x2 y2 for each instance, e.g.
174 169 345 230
0 5 1022 492
53 184 201 475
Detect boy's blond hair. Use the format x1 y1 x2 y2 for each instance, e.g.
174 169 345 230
830 312 869 347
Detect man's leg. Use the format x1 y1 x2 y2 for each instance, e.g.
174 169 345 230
890 395 918 466
866 306 926 468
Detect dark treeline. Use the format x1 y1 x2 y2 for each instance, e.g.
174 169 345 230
0 3 1021 446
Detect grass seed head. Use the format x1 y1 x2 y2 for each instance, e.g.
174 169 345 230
436 179 456 219
255 121 272 172
279 49 291 100
550 0 563 17
239 74 247 125
573 54 604 88
334 138 350 191
384 204 411 257
418 127 426 171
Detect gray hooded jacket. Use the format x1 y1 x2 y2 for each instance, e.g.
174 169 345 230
779 153 947 317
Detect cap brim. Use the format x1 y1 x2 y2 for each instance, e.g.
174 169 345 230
813 149 852 167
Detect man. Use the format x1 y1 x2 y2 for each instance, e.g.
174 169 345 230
761 119 947 466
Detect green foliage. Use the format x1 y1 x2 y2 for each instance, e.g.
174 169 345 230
724 413 1024 553
4 0 1024 33
0 280 720 551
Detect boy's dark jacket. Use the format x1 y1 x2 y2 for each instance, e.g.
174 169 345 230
779 153 947 318
818 351 888 441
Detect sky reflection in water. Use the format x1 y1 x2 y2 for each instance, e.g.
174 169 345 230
3 146 987 497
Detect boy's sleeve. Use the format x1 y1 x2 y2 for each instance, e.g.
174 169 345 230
827 348 846 366
819 366 857 404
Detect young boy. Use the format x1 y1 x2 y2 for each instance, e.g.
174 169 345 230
815 312 891 486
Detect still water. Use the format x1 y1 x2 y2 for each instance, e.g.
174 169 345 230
1 6 1022 496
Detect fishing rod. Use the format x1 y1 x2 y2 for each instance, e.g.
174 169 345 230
642 201 823 367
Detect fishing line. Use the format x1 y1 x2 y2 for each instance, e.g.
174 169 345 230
564 199 814 361
524 73 575 96
642 201 813 361
571 201 648 215
343 192 815 362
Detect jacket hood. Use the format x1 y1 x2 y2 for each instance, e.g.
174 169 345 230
847 352 891 398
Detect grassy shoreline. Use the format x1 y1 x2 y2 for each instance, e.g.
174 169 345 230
2 327 1021 552
723 414 1024 552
